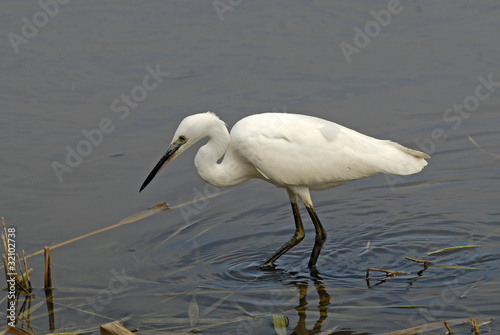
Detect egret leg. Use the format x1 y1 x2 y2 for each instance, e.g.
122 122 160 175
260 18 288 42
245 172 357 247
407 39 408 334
260 198 305 270
305 204 327 269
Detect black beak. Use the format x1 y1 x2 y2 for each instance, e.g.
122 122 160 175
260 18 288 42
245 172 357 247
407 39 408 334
139 141 182 192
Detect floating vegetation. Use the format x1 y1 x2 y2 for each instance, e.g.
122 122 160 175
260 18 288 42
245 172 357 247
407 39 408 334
467 133 500 159
271 314 288 335
1 190 233 334
382 317 494 335
188 294 200 328
0 183 494 334
100 320 137 335
427 245 479 256
119 201 170 224
2 217 139 335
2 217 35 333
366 243 482 287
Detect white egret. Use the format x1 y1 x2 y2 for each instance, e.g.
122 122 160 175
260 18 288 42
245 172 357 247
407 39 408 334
140 112 430 270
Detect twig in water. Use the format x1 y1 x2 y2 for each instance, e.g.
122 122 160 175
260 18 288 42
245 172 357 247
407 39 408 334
22 251 31 289
470 317 480 334
443 320 453 334
404 256 432 264
365 268 404 279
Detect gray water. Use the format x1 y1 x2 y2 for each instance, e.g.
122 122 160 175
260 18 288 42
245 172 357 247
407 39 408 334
1 1 499 334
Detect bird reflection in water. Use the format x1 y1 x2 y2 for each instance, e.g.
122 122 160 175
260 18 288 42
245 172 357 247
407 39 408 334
280 273 370 335
289 278 331 334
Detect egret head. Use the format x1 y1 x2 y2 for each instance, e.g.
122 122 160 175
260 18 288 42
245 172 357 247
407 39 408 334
139 112 223 192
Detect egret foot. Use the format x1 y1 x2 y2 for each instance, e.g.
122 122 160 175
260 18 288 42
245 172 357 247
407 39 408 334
308 265 322 279
259 262 276 271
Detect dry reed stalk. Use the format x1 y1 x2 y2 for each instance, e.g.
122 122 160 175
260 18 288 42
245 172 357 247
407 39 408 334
22 251 31 288
44 246 51 288
443 320 453 334
44 246 55 332
470 317 480 334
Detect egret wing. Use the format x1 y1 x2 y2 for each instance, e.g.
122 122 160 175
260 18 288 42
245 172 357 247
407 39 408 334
230 113 428 189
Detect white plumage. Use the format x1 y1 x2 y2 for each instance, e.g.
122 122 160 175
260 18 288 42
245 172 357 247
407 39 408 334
140 112 429 271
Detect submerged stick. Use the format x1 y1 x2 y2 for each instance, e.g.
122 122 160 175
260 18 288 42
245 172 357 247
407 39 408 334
404 256 432 264
366 268 404 279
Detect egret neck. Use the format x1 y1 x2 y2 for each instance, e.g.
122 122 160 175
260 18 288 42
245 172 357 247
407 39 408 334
194 118 251 188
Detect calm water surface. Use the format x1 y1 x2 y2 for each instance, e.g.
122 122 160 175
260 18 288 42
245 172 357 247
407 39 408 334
1 1 499 334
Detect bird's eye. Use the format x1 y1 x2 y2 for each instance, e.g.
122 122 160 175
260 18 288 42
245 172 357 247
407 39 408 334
179 135 186 142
